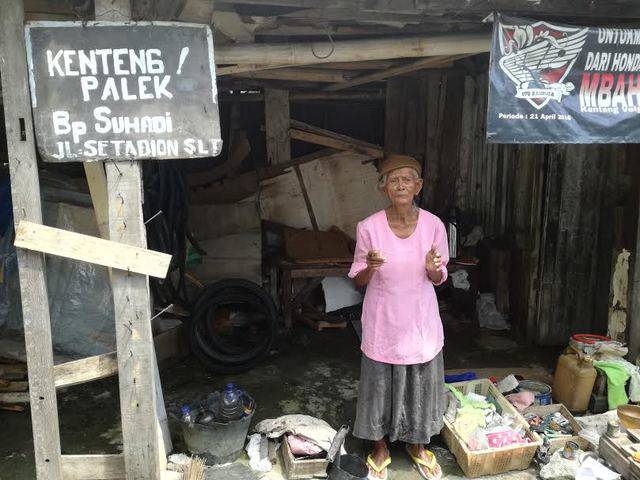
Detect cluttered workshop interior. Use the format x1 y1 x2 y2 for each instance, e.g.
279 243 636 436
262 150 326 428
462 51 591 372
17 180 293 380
4 0 640 479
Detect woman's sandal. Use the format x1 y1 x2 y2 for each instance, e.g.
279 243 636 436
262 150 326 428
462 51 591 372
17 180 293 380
366 454 391 480
405 446 442 480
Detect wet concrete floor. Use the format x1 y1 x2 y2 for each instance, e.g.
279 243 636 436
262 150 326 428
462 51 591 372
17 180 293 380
0 312 561 480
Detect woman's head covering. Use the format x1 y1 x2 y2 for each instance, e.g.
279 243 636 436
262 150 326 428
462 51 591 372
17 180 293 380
378 154 422 179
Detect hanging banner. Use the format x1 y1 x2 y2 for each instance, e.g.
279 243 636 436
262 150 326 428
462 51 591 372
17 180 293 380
487 13 640 143
25 21 222 162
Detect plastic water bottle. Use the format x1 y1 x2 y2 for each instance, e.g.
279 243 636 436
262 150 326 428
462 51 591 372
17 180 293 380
181 405 194 427
218 383 244 422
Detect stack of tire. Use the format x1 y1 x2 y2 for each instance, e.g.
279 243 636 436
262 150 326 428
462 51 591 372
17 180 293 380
189 279 278 374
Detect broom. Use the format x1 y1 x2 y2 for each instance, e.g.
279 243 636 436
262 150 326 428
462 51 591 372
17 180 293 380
182 456 205 480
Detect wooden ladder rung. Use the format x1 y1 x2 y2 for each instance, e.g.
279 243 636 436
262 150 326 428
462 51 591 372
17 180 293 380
60 455 182 480
61 454 124 480
54 352 118 389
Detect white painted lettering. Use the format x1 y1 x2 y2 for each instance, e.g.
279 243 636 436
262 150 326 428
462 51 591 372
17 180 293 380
93 106 112 133
62 50 79 76
80 76 99 101
154 75 172 99
101 77 120 101
146 49 164 74
138 76 153 99
46 50 64 77
112 48 129 75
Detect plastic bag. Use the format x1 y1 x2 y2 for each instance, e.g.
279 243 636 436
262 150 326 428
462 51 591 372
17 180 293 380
477 293 510 330
0 202 115 357
245 434 272 473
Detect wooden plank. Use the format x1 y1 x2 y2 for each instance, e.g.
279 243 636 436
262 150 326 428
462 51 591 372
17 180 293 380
385 78 405 152
236 67 354 83
97 0 163 477
216 33 492 66
60 454 124 480
106 161 163 479
0 392 30 404
324 54 465 91
0 1 63 478
216 63 292 76
294 165 319 230
290 129 384 158
455 76 475 212
212 6 254 43
53 352 118 389
0 381 29 392
265 88 291 165
14 221 172 278
83 163 110 240
291 119 384 154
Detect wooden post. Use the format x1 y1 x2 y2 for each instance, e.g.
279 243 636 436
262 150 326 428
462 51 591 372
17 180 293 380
627 187 640 361
96 0 162 478
0 1 63 478
265 88 291 165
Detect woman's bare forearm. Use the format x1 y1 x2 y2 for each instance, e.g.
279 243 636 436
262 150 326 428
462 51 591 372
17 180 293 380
354 267 375 288
427 269 442 284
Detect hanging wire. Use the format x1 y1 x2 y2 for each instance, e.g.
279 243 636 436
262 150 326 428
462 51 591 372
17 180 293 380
311 23 336 60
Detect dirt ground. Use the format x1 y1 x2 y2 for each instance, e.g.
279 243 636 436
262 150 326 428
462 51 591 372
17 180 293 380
0 310 561 480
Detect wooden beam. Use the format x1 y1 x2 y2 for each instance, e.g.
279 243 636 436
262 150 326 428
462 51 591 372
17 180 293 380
0 1 63 479
0 392 30 404
265 88 291 165
96 0 163 478
216 63 291 75
627 183 640 361
53 353 118 389
236 67 354 83
83 163 110 240
219 91 386 102
215 33 491 66
0 381 29 392
277 6 425 25
290 130 384 158
15 221 172 278
60 455 124 480
325 54 468 91
216 60 399 76
107 162 163 479
289 120 384 158
212 6 254 43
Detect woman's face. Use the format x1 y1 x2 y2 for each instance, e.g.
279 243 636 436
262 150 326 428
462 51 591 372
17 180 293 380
382 167 423 207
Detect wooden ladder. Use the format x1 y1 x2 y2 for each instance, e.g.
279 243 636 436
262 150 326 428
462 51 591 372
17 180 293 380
0 1 174 478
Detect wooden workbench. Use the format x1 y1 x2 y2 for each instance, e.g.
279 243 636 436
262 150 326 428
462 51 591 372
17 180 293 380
280 261 351 330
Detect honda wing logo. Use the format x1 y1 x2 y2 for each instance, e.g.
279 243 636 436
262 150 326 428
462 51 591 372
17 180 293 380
498 20 588 109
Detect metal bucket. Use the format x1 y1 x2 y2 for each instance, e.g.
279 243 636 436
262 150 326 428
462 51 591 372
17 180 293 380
182 410 254 465
326 426 368 480
518 380 552 406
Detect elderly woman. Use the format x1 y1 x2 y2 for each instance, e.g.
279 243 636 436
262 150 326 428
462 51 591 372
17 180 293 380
348 154 448 480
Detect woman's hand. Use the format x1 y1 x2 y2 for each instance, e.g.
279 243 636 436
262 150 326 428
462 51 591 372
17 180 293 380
366 250 386 271
355 250 385 288
425 246 442 276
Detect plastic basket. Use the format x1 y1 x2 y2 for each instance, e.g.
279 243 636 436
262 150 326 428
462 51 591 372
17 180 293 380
442 379 542 477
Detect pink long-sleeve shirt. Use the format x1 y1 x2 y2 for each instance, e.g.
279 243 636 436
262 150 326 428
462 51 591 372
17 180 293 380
348 209 449 365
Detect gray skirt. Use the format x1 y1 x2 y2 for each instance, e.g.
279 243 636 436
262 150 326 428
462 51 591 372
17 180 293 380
353 351 445 444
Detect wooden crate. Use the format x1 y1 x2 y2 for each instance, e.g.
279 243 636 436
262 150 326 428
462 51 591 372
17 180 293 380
600 429 640 480
524 404 589 453
281 435 329 479
443 379 542 477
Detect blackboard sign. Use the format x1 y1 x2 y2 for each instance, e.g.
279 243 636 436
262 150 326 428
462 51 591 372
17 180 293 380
488 14 640 143
25 21 222 162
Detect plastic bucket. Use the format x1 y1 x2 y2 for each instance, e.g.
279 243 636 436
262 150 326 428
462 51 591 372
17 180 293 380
182 410 254 464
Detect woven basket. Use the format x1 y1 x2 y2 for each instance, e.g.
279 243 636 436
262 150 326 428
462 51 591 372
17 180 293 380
442 379 542 477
